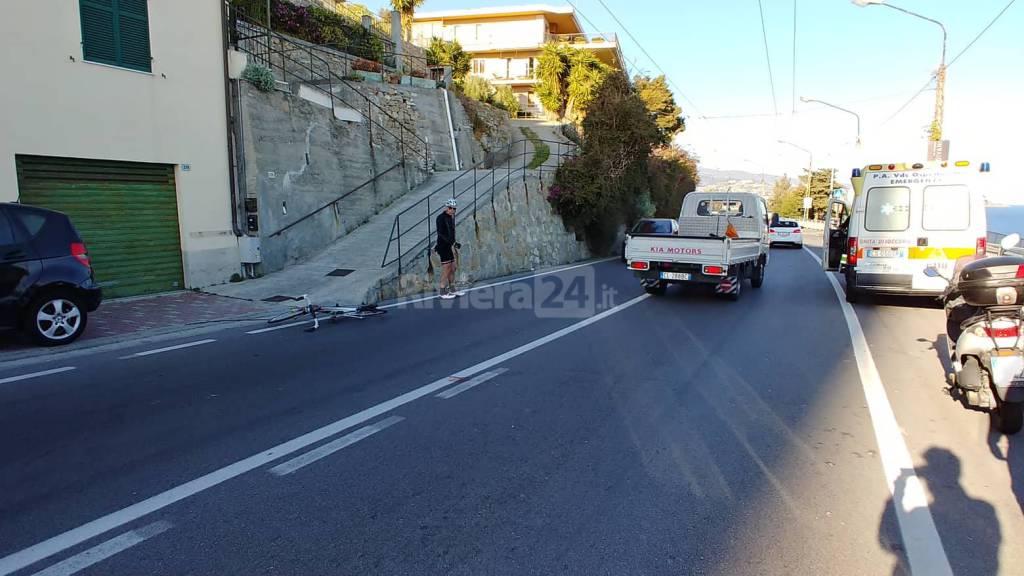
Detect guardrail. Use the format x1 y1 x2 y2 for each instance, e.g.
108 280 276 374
380 138 578 274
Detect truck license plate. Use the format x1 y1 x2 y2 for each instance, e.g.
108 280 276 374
661 272 691 281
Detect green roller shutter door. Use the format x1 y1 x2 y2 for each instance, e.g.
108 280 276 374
16 155 184 298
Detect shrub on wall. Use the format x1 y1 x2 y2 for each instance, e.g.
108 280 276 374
462 76 495 103
242 63 276 92
492 86 520 119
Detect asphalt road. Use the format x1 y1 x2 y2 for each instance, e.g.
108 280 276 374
1 243 1021 575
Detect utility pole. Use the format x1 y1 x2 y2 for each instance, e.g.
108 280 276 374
853 0 947 156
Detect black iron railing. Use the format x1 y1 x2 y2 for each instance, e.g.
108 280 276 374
380 138 579 273
229 7 429 170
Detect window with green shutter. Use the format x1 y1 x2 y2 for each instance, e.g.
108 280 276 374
80 0 152 72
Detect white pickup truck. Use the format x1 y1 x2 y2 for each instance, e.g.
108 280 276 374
624 192 770 299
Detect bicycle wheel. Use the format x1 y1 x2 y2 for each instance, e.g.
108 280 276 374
267 307 308 325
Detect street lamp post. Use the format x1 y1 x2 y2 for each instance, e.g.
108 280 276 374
852 0 947 153
778 140 813 221
800 96 862 147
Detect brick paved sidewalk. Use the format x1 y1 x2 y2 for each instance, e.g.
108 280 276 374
0 291 274 351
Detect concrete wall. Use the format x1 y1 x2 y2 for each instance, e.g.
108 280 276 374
239 82 412 272
377 171 590 300
0 0 239 289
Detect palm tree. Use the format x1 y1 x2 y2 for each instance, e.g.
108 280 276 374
390 0 424 42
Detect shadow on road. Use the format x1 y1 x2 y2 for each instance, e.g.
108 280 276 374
879 448 1001 576
988 426 1024 517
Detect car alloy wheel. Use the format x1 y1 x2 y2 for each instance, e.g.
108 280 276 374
36 298 83 342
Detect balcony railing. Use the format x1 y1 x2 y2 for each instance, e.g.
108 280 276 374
547 32 618 45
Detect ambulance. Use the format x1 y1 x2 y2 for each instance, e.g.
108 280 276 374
822 161 991 303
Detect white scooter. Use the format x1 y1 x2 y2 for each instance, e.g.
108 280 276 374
926 233 1024 435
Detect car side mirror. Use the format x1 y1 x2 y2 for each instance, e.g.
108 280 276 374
1000 233 1020 251
923 266 941 278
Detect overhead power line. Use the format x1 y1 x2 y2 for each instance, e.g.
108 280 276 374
756 0 779 117
883 0 1017 124
590 0 704 117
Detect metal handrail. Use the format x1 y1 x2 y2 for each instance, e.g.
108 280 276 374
380 137 579 272
269 162 402 238
230 8 429 167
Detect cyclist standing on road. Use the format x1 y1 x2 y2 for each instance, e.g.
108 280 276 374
435 198 463 299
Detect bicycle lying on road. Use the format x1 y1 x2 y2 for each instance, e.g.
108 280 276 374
267 295 386 331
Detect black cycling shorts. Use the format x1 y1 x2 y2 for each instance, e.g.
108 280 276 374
435 243 454 263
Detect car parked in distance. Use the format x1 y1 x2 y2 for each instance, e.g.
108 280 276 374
0 203 102 345
769 220 803 248
621 218 679 261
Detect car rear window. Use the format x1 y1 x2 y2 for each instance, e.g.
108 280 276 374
0 211 15 245
634 220 673 234
775 221 799 228
922 184 970 231
697 200 744 216
8 205 77 258
865 187 911 232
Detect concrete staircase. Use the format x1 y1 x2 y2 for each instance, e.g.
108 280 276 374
208 167 514 305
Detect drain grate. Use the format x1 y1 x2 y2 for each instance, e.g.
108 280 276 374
326 269 355 277
262 295 297 303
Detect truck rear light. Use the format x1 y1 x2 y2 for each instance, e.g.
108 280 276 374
703 265 725 276
976 237 987 255
629 261 649 271
70 242 91 269
848 237 859 266
985 325 1020 339
1017 265 1024 279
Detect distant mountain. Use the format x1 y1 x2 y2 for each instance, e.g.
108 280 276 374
698 167 790 186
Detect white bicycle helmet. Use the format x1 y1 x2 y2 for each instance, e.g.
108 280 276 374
445 198 458 208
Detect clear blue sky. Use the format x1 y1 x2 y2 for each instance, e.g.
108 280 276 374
364 0 1023 202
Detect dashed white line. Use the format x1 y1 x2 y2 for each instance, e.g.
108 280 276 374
0 367 76 385
436 368 509 399
246 321 309 335
0 292 650 576
269 416 405 476
28 521 172 576
118 339 217 359
803 245 953 576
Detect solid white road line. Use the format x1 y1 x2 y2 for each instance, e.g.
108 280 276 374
0 292 650 576
269 416 405 476
380 257 619 309
118 339 217 359
246 321 310 335
0 367 76 385
436 368 509 399
803 246 953 576
28 521 172 576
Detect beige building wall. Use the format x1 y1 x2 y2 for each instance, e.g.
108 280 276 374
412 16 547 52
0 0 239 289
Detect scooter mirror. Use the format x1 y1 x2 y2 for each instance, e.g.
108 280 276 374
1000 233 1021 251
924 266 942 278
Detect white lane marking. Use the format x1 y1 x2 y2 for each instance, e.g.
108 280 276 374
0 292 650 576
436 368 509 399
803 246 953 576
118 339 216 359
28 521 172 576
380 257 619 309
269 416 405 476
246 321 309 335
0 367 76 385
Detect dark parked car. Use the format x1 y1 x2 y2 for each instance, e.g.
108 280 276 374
621 218 679 261
0 203 101 345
